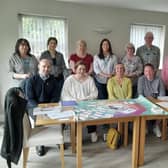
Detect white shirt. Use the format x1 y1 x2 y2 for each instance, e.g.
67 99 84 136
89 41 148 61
93 54 118 84
61 75 98 101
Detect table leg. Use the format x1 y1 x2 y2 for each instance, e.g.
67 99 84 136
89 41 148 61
162 118 167 141
132 117 140 168
118 122 123 135
124 122 128 147
76 122 82 168
71 122 76 153
138 117 146 166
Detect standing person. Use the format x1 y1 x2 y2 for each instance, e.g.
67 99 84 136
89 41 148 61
26 58 60 156
61 61 98 142
136 32 160 70
93 38 118 99
138 63 165 137
9 38 38 92
107 63 132 100
69 40 93 75
40 37 67 99
121 43 143 98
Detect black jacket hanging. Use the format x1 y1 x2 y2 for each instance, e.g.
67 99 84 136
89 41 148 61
1 87 27 168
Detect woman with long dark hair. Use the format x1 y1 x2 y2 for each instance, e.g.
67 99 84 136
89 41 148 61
93 38 118 99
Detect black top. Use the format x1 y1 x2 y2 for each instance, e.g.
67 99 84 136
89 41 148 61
26 74 60 108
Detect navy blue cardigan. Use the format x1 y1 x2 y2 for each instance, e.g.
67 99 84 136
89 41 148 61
26 74 60 108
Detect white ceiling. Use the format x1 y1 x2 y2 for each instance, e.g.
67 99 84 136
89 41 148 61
56 0 168 13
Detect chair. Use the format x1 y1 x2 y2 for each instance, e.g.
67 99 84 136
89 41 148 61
22 114 65 168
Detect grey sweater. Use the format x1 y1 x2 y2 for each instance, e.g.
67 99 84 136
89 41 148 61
138 75 165 97
9 54 38 87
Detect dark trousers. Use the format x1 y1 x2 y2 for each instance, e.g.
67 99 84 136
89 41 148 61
94 79 108 99
87 126 97 133
55 75 64 99
132 85 138 98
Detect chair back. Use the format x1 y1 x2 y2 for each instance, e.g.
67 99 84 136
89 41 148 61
23 113 32 147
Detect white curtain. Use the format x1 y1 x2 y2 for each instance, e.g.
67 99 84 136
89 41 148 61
20 14 67 60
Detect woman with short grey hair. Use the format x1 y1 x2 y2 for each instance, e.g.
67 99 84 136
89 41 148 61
121 42 143 98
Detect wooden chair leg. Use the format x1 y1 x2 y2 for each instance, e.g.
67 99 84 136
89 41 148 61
60 144 65 168
23 147 29 168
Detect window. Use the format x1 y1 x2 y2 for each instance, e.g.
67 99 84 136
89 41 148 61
130 23 166 68
19 14 68 64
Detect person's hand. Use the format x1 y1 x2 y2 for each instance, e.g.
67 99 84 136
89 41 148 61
106 74 112 78
23 73 31 79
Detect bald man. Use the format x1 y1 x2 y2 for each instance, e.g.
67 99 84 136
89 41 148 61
136 32 160 70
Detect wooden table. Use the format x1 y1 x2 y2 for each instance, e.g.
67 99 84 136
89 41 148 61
138 97 168 166
76 116 140 168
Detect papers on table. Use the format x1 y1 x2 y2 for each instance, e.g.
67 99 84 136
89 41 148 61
47 110 74 119
33 106 61 115
33 106 74 120
158 96 168 101
156 101 168 109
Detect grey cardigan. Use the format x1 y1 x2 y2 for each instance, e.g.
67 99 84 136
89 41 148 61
9 54 38 87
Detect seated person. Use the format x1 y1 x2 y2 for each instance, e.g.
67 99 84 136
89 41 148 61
138 63 165 137
26 58 59 156
107 63 132 100
61 61 98 142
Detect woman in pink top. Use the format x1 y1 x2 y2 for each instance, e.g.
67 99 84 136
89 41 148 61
69 40 93 75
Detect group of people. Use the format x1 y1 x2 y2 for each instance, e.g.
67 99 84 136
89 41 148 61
8 31 167 156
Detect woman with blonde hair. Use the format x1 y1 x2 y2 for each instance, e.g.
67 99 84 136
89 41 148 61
107 63 132 100
69 40 93 75
121 42 143 98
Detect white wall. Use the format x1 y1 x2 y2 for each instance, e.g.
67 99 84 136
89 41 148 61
0 0 168 120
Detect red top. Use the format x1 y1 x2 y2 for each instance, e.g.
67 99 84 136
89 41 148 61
69 53 93 73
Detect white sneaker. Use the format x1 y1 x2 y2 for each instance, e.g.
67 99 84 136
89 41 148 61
153 125 161 138
90 132 98 143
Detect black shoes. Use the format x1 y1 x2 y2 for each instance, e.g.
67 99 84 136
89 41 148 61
36 146 46 156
